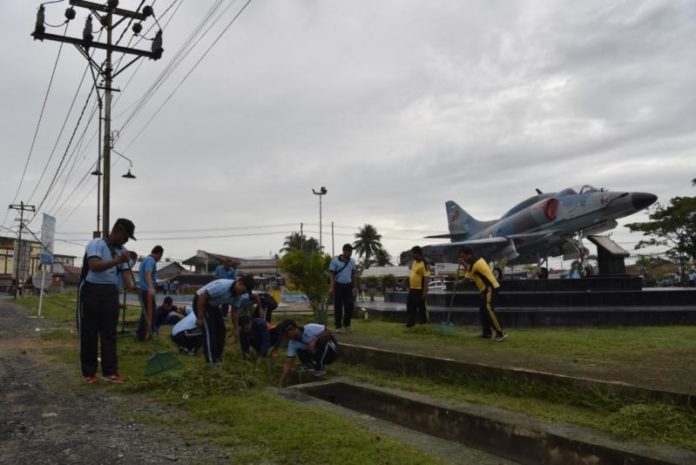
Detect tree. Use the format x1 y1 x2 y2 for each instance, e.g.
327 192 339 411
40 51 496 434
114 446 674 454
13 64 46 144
278 250 330 322
626 196 696 282
279 232 320 255
353 224 383 269
373 248 393 267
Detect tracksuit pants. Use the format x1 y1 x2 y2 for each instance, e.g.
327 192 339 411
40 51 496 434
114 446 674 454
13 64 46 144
78 282 120 377
193 294 226 363
297 336 338 370
171 329 203 352
333 283 354 329
406 288 428 326
479 287 504 337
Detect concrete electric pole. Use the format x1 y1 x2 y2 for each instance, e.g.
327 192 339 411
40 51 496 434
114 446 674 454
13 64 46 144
9 202 36 297
32 1 163 236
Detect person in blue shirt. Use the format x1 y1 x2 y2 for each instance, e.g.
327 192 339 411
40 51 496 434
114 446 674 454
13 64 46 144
277 319 337 386
136 245 163 341
214 258 237 280
238 314 281 361
171 306 203 355
214 258 238 319
77 218 135 384
328 243 358 333
193 275 255 363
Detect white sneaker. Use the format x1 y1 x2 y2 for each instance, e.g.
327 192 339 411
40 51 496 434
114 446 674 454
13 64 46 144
335 328 343 334
312 369 326 377
345 326 353 333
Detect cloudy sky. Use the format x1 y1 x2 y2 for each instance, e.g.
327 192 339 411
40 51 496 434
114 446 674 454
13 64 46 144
1 0 694 266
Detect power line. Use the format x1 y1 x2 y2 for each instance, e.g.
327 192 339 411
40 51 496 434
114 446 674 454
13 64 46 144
122 0 253 150
2 22 70 230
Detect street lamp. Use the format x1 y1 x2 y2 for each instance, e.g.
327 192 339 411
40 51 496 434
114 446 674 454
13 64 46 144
112 149 137 179
312 186 327 251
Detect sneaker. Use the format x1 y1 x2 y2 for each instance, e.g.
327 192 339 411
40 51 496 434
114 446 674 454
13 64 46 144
335 328 343 334
102 374 126 384
296 364 315 373
344 326 353 333
479 333 493 339
494 333 508 342
84 375 99 384
312 369 326 377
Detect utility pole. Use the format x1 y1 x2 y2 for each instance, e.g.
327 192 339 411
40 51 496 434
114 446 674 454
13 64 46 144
32 1 163 236
9 202 36 298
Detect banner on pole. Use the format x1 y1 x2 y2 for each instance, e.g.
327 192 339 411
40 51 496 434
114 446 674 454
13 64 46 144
40 214 56 265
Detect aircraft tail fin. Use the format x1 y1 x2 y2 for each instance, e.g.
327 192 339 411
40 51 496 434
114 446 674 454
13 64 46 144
445 200 487 239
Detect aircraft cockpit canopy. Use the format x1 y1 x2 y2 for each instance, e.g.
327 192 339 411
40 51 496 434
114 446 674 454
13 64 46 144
561 185 604 196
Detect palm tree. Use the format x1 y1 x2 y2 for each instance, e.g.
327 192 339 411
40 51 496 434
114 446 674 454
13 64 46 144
280 232 320 254
373 248 393 267
353 224 383 268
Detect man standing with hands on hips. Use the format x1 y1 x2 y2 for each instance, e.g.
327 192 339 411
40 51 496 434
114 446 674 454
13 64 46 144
136 245 163 341
328 243 358 333
78 218 136 384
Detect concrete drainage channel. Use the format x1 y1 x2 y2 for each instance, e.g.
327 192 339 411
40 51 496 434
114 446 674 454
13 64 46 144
289 379 696 465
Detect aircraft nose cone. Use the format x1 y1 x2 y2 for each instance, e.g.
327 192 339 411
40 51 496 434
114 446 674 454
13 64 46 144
632 192 657 211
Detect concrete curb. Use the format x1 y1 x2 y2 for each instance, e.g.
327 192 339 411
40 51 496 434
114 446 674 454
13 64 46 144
291 379 696 465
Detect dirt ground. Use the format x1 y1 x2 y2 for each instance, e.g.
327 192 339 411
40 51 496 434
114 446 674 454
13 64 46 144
0 297 230 465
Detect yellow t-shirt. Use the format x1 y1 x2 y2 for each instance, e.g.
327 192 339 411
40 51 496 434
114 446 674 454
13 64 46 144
409 260 430 289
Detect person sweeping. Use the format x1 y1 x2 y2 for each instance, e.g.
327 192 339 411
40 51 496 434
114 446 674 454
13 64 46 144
458 247 507 342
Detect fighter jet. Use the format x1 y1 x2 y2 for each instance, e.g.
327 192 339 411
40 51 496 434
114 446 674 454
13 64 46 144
419 185 657 267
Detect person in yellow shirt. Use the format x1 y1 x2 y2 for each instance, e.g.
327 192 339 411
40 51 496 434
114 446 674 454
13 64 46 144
458 247 507 342
406 246 430 327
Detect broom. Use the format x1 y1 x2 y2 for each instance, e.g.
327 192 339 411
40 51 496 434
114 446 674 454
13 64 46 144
143 295 183 376
436 264 460 335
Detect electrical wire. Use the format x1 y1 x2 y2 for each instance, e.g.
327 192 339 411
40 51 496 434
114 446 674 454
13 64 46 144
28 87 96 225
2 22 70 230
123 0 254 151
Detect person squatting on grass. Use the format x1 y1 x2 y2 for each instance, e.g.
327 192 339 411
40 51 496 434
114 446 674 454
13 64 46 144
193 276 255 363
136 245 163 341
328 243 359 333
406 245 430 327
238 315 281 361
170 306 203 355
277 319 337 386
458 247 507 342
78 218 136 384
154 296 185 334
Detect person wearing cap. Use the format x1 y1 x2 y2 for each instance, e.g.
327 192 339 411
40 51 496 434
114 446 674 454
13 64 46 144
328 243 358 333
277 319 337 386
193 275 255 363
136 245 164 341
77 218 136 384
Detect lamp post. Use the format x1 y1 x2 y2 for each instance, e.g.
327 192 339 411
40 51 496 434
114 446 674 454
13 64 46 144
312 186 327 251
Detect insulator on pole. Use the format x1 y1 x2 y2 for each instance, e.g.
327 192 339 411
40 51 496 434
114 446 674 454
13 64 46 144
151 29 163 58
65 7 76 21
34 5 46 38
132 22 143 35
83 15 93 44
142 5 154 17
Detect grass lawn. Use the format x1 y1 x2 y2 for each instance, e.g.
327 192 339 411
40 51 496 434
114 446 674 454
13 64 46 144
15 292 696 456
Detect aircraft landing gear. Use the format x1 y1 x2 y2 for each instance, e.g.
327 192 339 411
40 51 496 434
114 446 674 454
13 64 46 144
493 267 504 281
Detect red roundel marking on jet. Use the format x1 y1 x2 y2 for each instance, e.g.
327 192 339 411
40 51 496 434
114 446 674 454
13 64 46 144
543 198 558 221
450 210 460 223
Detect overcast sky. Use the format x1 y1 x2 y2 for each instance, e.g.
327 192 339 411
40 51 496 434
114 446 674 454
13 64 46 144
1 0 694 266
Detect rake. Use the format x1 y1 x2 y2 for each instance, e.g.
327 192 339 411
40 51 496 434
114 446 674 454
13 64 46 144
436 264 460 335
143 296 183 376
